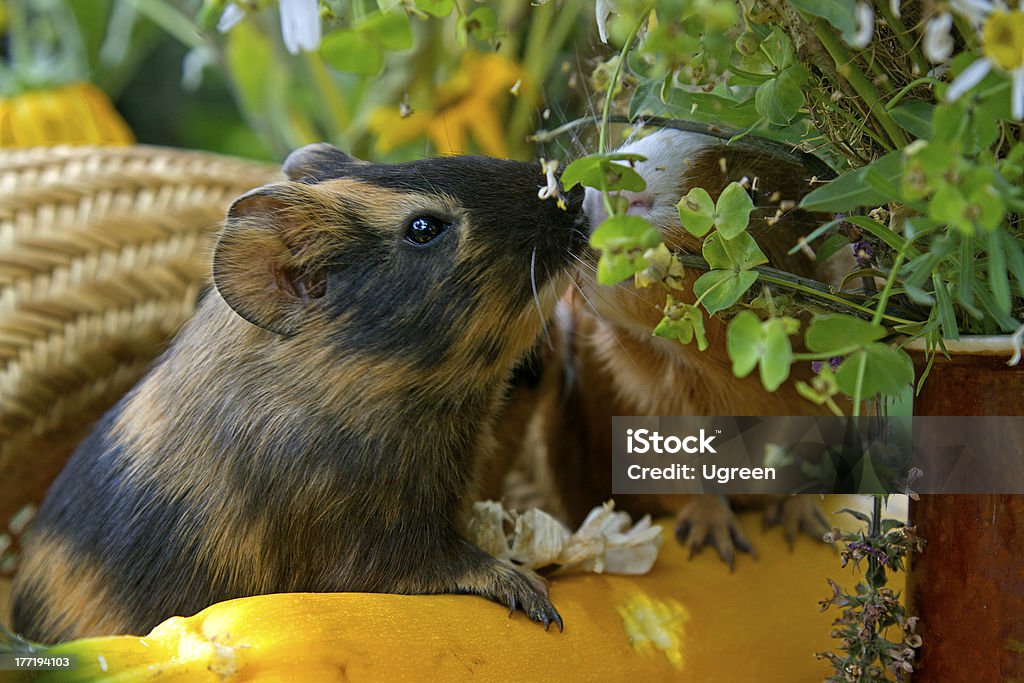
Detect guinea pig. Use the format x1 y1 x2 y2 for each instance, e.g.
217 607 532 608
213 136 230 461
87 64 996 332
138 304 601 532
11 143 586 643
528 129 846 567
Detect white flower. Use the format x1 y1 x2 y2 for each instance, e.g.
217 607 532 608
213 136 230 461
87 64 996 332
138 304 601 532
279 0 322 54
596 0 616 45
923 12 955 63
850 2 875 48
217 3 245 33
952 0 999 26
219 0 322 55
941 6 1024 120
890 0 902 20
945 57 993 100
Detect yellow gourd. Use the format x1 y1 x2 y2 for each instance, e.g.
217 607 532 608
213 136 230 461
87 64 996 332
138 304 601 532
1 505 880 682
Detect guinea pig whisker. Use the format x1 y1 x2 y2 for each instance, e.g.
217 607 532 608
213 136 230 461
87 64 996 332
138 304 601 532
530 247 553 350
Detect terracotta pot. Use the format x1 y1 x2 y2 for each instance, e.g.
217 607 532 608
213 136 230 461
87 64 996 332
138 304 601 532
904 337 1024 681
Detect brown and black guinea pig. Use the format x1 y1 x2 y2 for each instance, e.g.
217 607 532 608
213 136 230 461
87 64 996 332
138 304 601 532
522 129 849 568
11 143 586 643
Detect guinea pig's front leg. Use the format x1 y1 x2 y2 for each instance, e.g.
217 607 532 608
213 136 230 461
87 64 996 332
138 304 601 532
449 538 562 631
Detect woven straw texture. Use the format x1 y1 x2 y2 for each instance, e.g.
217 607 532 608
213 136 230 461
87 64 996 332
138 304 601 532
0 146 278 555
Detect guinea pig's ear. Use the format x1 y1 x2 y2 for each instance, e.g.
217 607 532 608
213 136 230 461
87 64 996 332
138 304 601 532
213 185 327 336
282 143 363 182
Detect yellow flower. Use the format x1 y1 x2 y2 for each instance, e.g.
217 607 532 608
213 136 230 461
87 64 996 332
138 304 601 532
982 10 1024 72
0 82 134 147
369 52 524 158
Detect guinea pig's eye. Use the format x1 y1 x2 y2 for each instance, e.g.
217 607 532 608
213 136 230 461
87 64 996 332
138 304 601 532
406 216 450 245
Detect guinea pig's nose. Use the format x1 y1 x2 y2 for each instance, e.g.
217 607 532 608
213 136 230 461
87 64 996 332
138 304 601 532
582 188 654 233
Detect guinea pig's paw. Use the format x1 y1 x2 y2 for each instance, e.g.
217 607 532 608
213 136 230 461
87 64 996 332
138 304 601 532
762 495 830 548
455 546 563 631
674 496 756 571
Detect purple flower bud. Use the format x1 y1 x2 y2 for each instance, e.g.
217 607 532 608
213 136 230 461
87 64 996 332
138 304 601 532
853 240 874 266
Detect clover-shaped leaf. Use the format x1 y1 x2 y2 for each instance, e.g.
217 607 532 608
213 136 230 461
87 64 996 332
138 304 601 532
678 187 715 237
727 311 798 392
702 231 768 270
835 344 914 398
805 314 887 353
678 181 755 239
561 153 648 192
715 182 756 238
693 269 758 315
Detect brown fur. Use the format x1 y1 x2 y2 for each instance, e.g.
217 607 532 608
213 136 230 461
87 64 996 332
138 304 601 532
13 144 587 642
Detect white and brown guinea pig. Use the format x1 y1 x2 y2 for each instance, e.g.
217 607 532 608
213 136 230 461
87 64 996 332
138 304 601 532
530 129 851 567
12 143 587 643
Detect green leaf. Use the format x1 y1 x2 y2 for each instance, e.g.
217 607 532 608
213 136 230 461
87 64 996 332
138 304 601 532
1003 232 1024 292
415 0 454 17
598 251 648 284
458 6 497 42
589 215 661 251
760 318 793 391
890 101 934 139
694 270 758 315
843 216 920 257
727 311 763 377
678 187 715 237
320 29 384 74
969 184 1006 232
760 27 795 70
805 314 887 352
835 344 915 398
817 234 851 262
703 232 768 270
715 182 755 238
560 154 648 191
988 230 1012 316
928 183 971 234
799 151 903 212
931 274 960 340
359 11 414 51
754 64 808 126
787 0 857 36
629 80 762 129
958 235 976 310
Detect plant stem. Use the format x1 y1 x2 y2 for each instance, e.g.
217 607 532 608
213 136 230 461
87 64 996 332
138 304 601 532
813 18 908 150
599 9 650 154
886 76 942 109
851 352 868 416
871 248 907 326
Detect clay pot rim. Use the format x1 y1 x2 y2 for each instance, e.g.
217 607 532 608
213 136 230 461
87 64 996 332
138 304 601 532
902 334 1021 358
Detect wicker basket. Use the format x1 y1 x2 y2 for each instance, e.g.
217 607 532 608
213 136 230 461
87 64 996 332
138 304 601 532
0 146 278 575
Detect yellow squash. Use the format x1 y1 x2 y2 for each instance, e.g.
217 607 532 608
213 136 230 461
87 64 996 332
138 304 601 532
1 502 888 682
